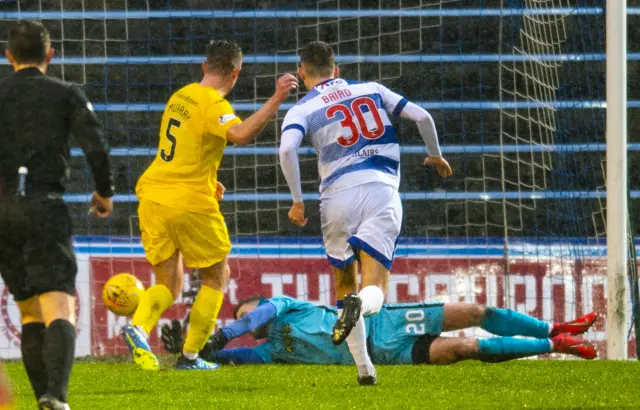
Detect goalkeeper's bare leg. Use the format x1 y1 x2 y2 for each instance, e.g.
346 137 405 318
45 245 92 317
176 259 230 370
440 304 597 339
122 250 184 371
412 304 597 365
417 334 597 365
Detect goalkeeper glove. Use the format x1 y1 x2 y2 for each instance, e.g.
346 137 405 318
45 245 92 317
161 318 229 360
160 319 184 354
200 331 228 361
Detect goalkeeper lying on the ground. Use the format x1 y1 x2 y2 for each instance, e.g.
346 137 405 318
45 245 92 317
161 295 597 365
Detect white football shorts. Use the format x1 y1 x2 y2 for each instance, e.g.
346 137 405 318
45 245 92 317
320 182 402 270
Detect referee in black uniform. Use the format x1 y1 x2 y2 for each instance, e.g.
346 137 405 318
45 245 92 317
0 21 114 410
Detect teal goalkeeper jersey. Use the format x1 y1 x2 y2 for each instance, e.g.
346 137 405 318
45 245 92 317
251 296 445 365
253 296 355 365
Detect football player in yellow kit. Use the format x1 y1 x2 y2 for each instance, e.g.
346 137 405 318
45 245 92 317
121 40 298 370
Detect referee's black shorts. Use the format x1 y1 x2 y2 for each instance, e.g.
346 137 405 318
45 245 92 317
0 194 77 302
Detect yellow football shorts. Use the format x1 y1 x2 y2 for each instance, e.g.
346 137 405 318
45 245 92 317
138 199 231 268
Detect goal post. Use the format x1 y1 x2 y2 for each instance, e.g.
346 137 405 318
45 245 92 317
605 0 628 360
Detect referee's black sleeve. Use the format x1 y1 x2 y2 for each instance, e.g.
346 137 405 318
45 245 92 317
68 85 115 198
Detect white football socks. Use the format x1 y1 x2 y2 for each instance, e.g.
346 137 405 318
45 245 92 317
182 350 198 360
337 286 384 378
345 313 375 377
358 285 384 317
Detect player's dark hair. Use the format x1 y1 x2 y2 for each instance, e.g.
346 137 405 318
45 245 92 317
233 295 263 319
8 20 51 65
299 41 335 77
205 40 243 75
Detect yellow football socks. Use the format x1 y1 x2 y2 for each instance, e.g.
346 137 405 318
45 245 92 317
183 286 224 355
131 284 174 335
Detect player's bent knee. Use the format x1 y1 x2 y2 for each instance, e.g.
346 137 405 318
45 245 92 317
38 291 76 327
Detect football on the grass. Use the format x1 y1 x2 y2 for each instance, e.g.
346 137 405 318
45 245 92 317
102 273 145 316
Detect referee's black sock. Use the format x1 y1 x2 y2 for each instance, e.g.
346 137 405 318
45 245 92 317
42 319 76 403
20 322 47 399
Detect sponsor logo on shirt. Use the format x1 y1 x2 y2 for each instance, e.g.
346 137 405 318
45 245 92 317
176 93 199 106
353 148 380 158
219 113 237 125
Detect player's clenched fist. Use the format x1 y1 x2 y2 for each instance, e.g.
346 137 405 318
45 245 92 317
424 156 453 178
274 74 298 101
288 201 308 227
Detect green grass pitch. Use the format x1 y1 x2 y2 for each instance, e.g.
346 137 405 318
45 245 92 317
5 359 640 409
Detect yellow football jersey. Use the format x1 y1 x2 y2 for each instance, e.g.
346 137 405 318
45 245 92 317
136 83 241 214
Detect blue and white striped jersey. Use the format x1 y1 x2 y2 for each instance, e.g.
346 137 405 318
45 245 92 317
281 78 408 195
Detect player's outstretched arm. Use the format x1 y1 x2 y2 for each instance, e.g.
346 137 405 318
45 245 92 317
161 302 277 354
226 74 298 146
69 85 115 217
220 302 277 340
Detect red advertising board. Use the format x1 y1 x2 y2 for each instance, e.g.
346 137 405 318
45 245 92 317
90 256 635 358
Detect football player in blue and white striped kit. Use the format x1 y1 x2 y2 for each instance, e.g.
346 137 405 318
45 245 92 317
279 41 453 385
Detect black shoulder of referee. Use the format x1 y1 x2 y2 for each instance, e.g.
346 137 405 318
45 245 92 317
68 84 114 198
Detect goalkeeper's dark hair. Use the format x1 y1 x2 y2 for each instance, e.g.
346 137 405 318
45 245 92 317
233 295 264 319
300 41 335 77
205 40 243 75
8 20 51 65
